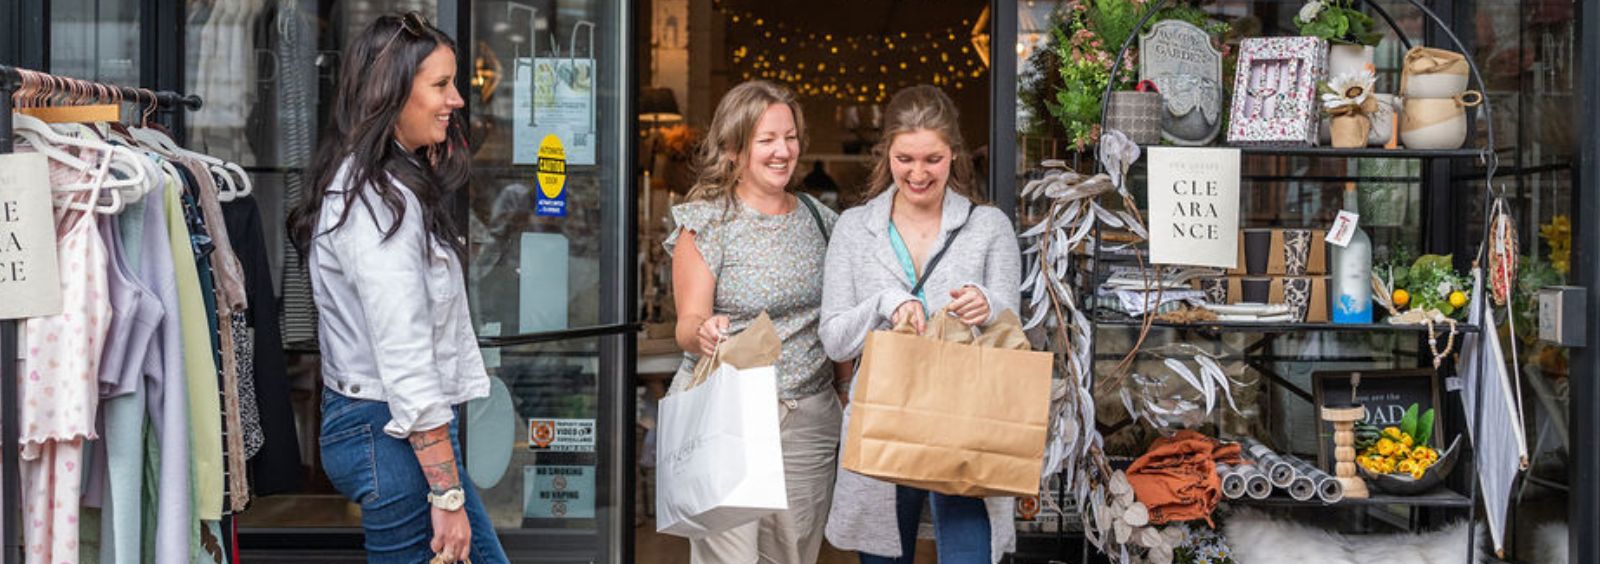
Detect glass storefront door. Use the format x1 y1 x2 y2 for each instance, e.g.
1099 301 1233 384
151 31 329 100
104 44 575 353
464 0 634 561
157 0 636 560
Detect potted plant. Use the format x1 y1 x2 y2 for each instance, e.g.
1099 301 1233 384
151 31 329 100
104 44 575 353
1294 0 1385 77
1319 70 1378 148
1046 0 1230 149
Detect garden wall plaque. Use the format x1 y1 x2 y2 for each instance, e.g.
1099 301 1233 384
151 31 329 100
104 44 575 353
1140 20 1225 146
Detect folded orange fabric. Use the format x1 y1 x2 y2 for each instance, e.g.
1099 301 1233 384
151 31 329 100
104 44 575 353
1125 430 1242 526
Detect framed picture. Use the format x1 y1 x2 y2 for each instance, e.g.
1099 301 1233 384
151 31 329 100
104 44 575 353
1312 368 1444 469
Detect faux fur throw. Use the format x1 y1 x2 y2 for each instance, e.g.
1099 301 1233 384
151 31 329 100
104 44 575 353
1224 509 1483 564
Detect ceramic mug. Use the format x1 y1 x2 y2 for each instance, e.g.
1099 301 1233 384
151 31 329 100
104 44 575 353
1281 229 1313 276
1281 277 1313 322
1242 229 1273 275
1239 277 1272 304
1401 91 1483 150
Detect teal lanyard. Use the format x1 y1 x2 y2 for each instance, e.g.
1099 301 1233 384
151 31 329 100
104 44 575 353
887 221 928 311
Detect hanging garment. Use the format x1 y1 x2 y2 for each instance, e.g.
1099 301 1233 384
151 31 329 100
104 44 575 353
223 195 301 495
164 164 225 534
100 186 167 564
101 166 192 564
20 146 115 564
80 211 160 563
177 160 252 512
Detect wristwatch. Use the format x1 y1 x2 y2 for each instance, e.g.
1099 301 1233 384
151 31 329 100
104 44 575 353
428 487 466 511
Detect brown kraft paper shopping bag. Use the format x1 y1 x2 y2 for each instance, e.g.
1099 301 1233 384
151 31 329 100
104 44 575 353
686 312 782 390
841 309 1053 497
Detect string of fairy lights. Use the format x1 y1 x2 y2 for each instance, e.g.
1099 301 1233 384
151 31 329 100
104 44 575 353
715 1 989 103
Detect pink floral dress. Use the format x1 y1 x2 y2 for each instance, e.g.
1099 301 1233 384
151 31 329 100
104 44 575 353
18 146 113 564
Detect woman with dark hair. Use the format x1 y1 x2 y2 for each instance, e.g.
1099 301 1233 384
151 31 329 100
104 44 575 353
287 12 506 564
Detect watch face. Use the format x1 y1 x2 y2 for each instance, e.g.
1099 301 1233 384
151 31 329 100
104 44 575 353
433 489 465 510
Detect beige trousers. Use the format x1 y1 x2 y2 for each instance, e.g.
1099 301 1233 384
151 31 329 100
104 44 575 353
690 389 843 564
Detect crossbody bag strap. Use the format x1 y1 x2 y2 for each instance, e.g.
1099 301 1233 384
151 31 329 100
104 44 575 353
797 192 830 243
909 205 975 297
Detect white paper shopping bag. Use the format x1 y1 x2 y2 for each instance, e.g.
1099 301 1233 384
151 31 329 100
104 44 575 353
654 361 788 537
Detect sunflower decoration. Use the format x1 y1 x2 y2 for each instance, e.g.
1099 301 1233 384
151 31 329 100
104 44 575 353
1319 71 1379 147
1320 71 1376 111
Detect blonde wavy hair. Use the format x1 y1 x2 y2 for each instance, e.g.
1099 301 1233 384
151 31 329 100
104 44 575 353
863 85 983 204
683 80 807 212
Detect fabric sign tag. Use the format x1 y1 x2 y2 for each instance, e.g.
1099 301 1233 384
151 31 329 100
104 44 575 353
0 153 63 319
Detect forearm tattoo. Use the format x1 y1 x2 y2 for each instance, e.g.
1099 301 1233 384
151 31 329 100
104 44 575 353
420 461 460 493
409 428 461 493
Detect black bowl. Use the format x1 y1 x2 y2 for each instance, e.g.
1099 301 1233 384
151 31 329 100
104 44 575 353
1356 434 1463 495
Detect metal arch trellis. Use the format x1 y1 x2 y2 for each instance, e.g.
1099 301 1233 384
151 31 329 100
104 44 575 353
1021 1 1510 562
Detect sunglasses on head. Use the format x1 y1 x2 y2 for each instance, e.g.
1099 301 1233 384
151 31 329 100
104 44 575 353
378 11 431 58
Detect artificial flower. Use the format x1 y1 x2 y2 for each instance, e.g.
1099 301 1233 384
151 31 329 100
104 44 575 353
1299 0 1327 23
1321 71 1376 111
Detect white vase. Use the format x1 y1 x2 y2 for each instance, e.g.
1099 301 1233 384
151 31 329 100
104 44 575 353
1328 44 1376 78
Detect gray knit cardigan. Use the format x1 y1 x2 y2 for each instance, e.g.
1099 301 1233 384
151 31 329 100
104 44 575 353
818 186 1023 562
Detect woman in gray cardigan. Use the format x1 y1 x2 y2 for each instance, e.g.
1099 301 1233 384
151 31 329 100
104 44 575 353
819 86 1022 563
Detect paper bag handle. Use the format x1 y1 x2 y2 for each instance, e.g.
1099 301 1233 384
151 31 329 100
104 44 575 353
924 307 976 344
688 334 727 389
895 306 1032 350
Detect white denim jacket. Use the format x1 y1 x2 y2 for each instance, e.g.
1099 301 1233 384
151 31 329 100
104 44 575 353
309 161 490 438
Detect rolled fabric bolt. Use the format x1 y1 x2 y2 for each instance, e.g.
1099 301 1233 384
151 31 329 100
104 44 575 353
1240 465 1273 499
1217 463 1248 499
1240 439 1296 488
1316 474 1345 503
1287 475 1317 501
1282 454 1345 504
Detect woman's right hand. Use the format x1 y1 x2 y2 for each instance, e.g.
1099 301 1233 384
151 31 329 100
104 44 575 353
890 300 926 335
696 314 731 357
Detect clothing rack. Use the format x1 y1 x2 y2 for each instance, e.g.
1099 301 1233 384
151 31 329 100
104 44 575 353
0 64 201 564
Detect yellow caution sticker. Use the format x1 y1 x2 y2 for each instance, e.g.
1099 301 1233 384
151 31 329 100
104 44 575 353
535 134 568 216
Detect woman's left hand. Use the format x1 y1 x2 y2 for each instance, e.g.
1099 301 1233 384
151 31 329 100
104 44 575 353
948 286 989 326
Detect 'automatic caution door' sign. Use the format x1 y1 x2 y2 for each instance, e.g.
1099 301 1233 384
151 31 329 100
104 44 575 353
535 134 568 217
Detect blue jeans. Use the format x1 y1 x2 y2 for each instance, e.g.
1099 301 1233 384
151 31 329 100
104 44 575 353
320 388 509 563
858 485 991 564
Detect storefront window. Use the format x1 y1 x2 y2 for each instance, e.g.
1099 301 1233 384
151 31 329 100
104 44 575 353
48 0 141 86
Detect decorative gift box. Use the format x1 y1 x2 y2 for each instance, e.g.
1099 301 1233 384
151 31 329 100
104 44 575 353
1226 37 1329 146
1194 276 1331 323
1229 228 1328 276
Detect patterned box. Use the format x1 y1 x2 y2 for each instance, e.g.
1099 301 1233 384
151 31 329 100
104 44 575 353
1226 37 1329 146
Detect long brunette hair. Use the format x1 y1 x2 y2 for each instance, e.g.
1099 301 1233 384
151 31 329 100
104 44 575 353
288 12 469 262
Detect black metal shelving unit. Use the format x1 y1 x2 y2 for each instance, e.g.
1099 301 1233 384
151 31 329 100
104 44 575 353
1035 1 1508 562
1228 488 1473 509
1092 318 1483 334
1148 145 1491 160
